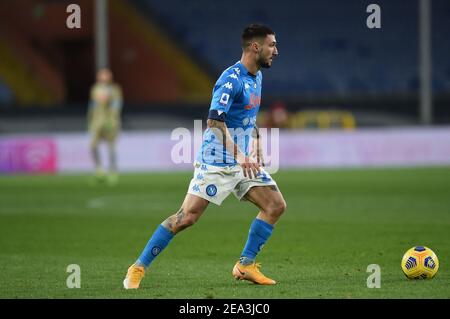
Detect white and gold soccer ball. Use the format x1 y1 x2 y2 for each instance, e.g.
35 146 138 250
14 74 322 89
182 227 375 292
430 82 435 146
401 246 439 279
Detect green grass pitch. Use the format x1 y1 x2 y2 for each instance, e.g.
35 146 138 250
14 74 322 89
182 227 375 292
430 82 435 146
0 167 449 298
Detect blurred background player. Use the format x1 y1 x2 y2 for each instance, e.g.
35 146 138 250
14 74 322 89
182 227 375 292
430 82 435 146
88 68 123 185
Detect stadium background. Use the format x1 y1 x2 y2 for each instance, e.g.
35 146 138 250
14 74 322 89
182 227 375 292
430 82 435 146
0 0 449 299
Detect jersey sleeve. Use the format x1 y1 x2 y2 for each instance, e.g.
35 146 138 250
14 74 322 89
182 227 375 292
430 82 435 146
208 71 242 121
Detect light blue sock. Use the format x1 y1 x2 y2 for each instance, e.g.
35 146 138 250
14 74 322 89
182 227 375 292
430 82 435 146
136 224 174 268
240 218 274 264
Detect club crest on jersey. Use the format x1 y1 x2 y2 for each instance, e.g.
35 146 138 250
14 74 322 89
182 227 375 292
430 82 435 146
219 93 230 105
206 184 217 197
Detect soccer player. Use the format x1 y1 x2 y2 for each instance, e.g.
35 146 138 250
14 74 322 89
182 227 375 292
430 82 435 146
123 24 286 288
87 68 123 185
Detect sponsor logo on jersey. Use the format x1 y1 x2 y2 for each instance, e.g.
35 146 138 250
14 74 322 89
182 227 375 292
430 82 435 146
244 94 261 110
242 116 256 126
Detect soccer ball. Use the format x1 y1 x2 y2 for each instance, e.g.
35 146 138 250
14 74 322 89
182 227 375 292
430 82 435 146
401 246 439 279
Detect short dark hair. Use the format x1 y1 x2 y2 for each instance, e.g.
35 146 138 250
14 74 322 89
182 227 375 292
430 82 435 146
241 24 275 48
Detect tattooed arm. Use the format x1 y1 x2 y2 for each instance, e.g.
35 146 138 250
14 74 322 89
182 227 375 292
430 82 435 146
207 119 260 179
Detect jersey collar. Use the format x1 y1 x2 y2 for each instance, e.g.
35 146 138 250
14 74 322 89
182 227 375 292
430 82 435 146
236 61 257 78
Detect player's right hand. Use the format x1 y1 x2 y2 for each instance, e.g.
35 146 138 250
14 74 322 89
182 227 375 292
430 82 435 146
239 156 261 179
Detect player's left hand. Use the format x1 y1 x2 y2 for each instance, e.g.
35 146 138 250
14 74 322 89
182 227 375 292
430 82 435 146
249 139 265 167
239 156 261 179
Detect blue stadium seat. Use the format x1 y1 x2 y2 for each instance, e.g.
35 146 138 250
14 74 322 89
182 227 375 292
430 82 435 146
0 77 13 106
139 0 450 96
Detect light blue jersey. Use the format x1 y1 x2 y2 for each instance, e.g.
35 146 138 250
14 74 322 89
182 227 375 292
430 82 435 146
196 61 262 166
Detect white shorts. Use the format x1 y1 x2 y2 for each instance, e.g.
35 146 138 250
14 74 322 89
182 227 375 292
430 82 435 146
187 162 278 206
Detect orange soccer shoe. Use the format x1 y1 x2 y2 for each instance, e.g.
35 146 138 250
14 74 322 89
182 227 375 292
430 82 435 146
232 261 276 285
123 264 145 289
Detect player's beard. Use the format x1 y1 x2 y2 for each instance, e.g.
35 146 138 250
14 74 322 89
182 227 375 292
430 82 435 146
258 55 272 69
